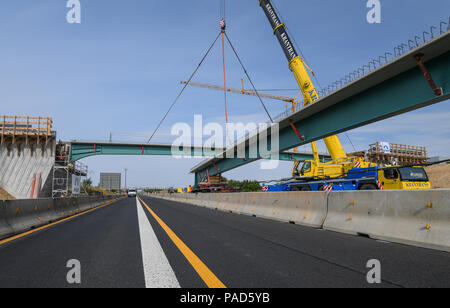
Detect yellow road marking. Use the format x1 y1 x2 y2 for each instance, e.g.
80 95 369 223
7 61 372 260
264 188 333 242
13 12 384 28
0 198 124 247
138 197 226 289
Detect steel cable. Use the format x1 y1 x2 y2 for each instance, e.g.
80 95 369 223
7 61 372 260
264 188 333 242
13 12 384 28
147 32 221 143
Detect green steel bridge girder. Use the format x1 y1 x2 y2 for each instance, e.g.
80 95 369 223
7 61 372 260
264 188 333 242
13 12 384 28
69 142 327 163
192 34 450 180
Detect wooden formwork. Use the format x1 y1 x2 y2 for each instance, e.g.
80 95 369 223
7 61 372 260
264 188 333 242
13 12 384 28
0 116 54 145
368 142 428 165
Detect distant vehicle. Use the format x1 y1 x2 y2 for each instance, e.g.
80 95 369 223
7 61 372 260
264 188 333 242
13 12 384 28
127 189 137 197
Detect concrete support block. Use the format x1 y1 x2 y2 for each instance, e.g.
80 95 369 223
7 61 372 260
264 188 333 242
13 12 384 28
323 189 450 252
0 196 122 240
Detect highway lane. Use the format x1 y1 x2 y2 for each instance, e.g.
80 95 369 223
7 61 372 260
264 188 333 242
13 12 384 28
0 198 146 288
140 196 450 288
0 195 448 288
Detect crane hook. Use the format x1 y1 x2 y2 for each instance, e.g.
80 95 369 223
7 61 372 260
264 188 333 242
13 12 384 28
220 19 226 32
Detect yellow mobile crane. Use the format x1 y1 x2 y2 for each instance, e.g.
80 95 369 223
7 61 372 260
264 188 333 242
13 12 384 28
258 0 432 192
258 0 374 182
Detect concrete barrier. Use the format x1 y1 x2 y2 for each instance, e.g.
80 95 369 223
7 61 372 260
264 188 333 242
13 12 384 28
0 201 14 239
151 190 450 252
323 189 450 252
54 198 70 219
0 196 121 241
153 191 328 228
4 199 54 234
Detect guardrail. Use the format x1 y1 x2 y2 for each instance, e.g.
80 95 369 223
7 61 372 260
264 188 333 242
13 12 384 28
0 195 123 240
151 190 450 252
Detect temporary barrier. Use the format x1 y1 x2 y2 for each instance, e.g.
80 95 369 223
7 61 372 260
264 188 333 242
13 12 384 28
323 189 450 252
0 196 121 241
0 201 13 239
151 189 450 252
154 192 328 228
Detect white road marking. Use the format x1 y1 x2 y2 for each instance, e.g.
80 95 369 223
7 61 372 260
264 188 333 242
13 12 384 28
136 197 180 288
376 240 391 244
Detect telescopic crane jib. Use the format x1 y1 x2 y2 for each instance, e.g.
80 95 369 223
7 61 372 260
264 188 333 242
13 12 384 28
258 0 347 162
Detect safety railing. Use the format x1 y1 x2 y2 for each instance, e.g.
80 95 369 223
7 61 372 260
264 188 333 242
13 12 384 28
0 116 53 144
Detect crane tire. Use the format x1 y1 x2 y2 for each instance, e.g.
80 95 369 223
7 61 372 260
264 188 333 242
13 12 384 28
359 184 378 190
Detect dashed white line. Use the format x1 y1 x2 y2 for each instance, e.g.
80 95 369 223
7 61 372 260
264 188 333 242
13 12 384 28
136 197 180 288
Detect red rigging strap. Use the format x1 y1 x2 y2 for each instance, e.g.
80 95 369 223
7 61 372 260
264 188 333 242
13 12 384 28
289 120 305 141
212 162 220 174
415 53 443 97
221 19 228 123
236 147 247 162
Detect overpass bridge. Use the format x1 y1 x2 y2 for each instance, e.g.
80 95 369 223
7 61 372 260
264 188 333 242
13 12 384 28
68 141 331 163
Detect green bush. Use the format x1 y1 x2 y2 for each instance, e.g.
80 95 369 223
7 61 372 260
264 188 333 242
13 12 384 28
227 179 262 192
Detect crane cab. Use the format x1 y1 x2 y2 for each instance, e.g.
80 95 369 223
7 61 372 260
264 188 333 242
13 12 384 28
378 166 431 190
292 160 316 179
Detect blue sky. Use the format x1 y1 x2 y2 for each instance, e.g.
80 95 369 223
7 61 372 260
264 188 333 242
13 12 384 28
1 0 449 188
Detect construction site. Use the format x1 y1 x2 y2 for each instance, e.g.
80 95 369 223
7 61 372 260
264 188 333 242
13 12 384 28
0 116 88 200
1 113 448 199
0 0 449 289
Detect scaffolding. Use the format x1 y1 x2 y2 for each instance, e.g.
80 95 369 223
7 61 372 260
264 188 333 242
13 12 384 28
0 116 53 145
368 142 428 166
52 142 88 198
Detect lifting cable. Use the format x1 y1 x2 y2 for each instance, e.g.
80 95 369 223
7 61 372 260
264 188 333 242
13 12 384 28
220 0 272 124
221 19 228 123
147 32 221 143
149 0 273 143
345 133 357 153
224 32 273 123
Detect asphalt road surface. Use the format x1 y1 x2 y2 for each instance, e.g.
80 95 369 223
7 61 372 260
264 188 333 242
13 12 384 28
0 196 448 288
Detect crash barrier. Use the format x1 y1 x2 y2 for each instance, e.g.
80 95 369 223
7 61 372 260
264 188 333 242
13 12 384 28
154 192 329 228
323 189 450 252
152 190 450 252
0 195 122 240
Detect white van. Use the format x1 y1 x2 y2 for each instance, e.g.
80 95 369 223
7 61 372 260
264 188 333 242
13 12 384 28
127 189 137 197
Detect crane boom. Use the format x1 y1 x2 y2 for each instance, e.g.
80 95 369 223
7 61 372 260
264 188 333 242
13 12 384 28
258 0 347 161
181 81 295 103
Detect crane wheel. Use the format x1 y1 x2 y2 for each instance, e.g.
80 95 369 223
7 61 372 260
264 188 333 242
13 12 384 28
359 184 378 190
